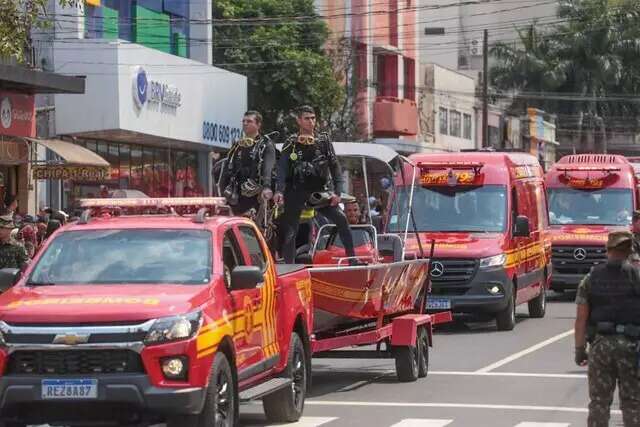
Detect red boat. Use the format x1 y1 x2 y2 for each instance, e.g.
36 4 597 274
300 144 433 333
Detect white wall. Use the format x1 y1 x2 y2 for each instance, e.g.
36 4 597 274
53 40 247 149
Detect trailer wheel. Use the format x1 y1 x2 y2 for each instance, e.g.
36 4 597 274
263 332 307 422
394 343 419 382
417 326 429 378
168 352 236 427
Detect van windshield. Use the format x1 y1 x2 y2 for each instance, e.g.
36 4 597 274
29 229 212 285
388 185 507 233
547 188 633 226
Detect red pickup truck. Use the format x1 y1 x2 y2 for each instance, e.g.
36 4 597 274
0 198 313 427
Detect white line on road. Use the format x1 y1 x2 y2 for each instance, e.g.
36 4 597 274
306 400 620 415
430 371 586 379
514 423 570 427
389 419 453 427
265 417 338 426
476 329 575 373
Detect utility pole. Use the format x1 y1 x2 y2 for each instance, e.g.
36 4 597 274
482 29 489 148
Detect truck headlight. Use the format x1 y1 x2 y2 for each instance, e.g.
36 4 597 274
479 254 506 269
145 311 203 345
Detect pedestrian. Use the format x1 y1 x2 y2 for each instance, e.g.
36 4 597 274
0 216 29 270
219 110 276 217
345 201 363 225
274 105 361 265
574 230 640 427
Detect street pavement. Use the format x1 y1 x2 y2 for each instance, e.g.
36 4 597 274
241 292 621 427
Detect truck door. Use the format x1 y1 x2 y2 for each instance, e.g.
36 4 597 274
237 225 280 371
222 229 262 370
513 184 532 301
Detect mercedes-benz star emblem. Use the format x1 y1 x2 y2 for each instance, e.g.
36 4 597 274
573 248 587 261
431 262 445 277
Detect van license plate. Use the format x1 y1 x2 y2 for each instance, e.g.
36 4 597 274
427 297 451 310
42 379 98 399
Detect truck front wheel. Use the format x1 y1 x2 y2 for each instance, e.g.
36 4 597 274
263 332 307 422
169 352 236 427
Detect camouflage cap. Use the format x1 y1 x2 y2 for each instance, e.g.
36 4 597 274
0 217 14 229
607 230 633 250
633 210 640 221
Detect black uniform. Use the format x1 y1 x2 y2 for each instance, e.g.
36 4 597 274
276 133 355 264
219 135 276 215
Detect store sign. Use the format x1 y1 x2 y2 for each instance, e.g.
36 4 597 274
0 92 35 137
202 121 242 146
32 165 109 181
132 66 182 110
0 140 28 165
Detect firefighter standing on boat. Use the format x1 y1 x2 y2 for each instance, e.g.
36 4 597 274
574 231 640 427
273 105 359 265
220 110 276 216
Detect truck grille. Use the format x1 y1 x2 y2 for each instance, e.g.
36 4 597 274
430 259 477 295
552 245 607 275
7 350 144 375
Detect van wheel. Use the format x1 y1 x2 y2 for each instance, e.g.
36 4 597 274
168 352 236 427
528 286 547 318
496 289 516 331
417 326 429 378
263 332 307 422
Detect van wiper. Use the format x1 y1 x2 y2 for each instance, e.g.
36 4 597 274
26 281 56 287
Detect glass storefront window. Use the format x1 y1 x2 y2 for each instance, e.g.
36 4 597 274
108 143 120 181
119 144 130 188
142 147 155 196
130 145 143 192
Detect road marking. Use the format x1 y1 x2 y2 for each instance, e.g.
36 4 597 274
306 400 621 415
337 380 370 392
476 329 575 373
265 417 338 426
514 424 570 427
430 371 586 379
390 419 453 427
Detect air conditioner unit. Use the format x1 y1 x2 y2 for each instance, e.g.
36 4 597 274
470 39 482 56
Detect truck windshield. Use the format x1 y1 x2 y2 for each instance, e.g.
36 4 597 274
29 229 212 285
547 188 633 226
388 185 507 232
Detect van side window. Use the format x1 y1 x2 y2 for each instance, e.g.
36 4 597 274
522 183 539 233
533 183 548 229
222 231 244 288
239 226 267 272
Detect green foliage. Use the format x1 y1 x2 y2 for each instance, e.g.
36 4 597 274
213 0 345 135
491 0 640 133
0 0 74 62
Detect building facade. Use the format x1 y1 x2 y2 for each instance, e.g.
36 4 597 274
34 0 246 212
317 0 421 154
419 64 476 152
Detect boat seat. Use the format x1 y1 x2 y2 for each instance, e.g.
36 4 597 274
377 234 403 262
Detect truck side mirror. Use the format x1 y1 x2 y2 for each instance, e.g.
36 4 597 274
513 215 531 238
0 268 20 293
230 266 263 290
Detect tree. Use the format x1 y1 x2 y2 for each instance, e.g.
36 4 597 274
491 0 640 152
212 0 345 136
0 0 74 62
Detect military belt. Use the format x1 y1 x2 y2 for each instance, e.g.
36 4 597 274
595 322 640 338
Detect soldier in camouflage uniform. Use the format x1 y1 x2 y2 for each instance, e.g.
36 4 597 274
575 231 640 427
0 217 28 270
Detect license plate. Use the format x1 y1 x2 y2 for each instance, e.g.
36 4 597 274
427 297 451 310
41 379 98 400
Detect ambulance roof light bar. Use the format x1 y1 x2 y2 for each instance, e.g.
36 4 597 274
556 166 621 173
418 161 484 176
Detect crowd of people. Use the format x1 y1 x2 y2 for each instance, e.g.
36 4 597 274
0 195 69 270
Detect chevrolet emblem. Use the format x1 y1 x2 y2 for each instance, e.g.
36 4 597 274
53 333 90 346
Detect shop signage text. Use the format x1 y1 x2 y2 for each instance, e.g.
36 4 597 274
202 121 242 146
0 92 35 138
132 66 182 110
33 165 109 181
